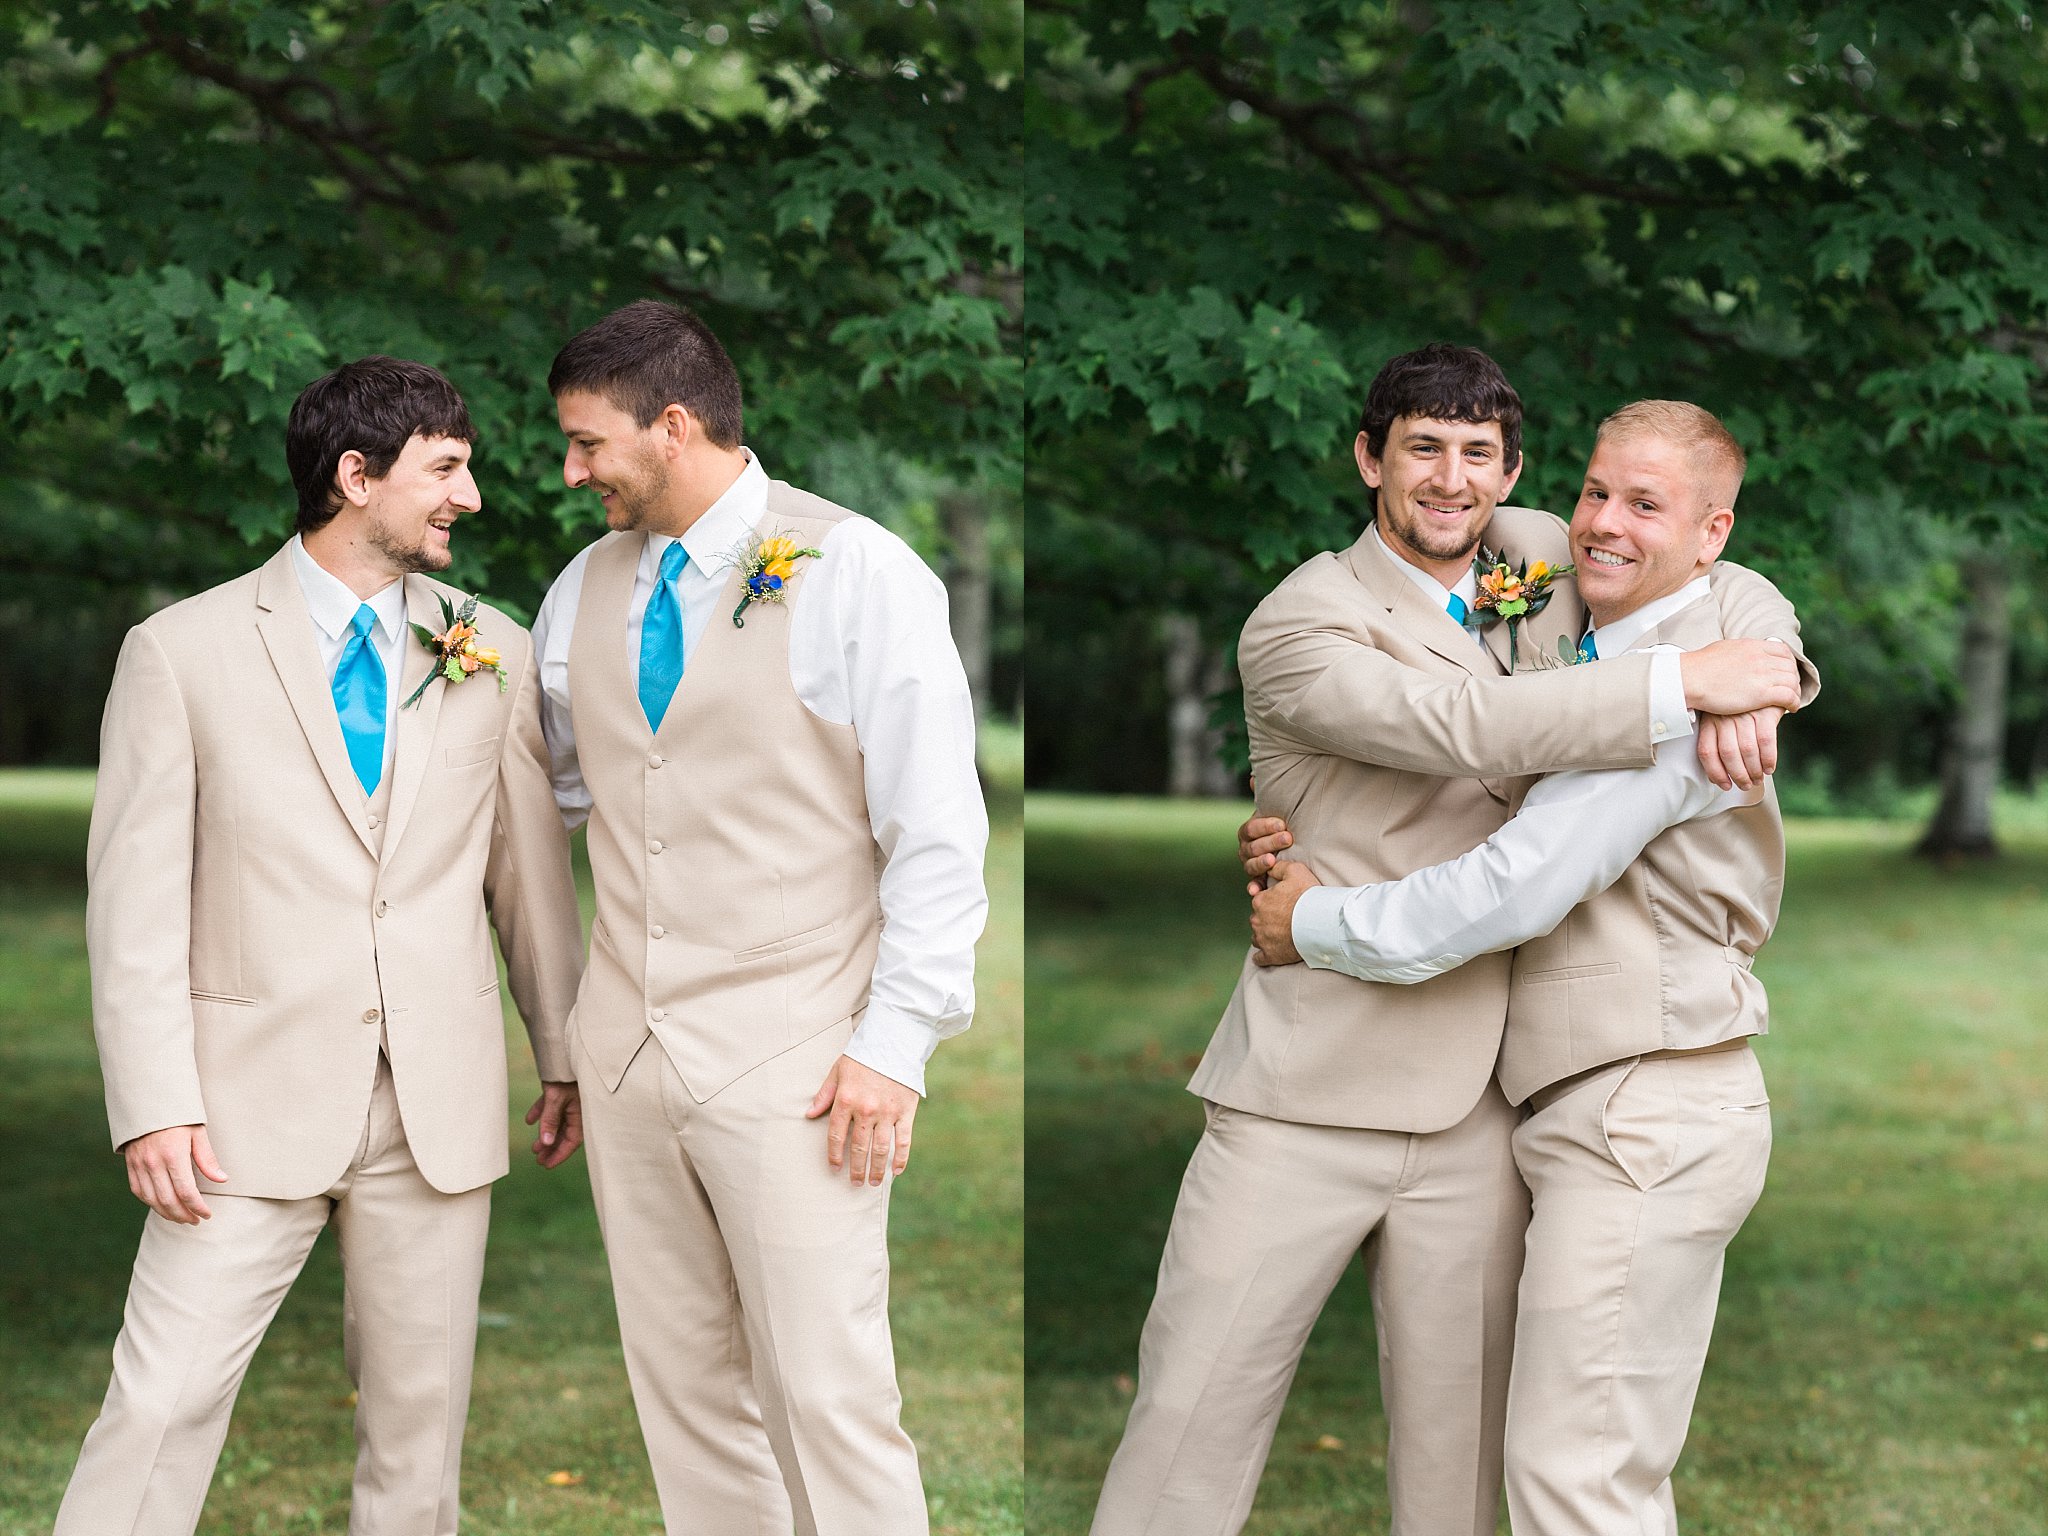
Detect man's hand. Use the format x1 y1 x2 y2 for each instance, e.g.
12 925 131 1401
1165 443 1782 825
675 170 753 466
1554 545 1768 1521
524 1081 584 1169
1695 708 1785 792
806 1055 919 1186
122 1124 227 1225
1680 638 1800 716
1238 814 1294 881
1249 859 1322 967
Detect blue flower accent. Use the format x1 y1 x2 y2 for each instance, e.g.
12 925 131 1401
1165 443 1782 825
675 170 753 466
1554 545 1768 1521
766 573 784 590
747 573 771 595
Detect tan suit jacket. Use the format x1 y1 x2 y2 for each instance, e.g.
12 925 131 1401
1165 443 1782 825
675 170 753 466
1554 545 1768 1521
1187 506 1815 1132
86 545 584 1199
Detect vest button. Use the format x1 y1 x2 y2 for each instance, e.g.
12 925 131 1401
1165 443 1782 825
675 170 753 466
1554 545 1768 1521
362 1008 381 1025
649 925 665 939
649 1008 666 1023
648 753 664 769
647 840 663 855
367 813 380 829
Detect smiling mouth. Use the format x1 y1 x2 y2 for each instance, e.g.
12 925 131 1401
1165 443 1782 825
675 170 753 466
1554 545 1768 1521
1416 499 1472 517
1582 548 1632 568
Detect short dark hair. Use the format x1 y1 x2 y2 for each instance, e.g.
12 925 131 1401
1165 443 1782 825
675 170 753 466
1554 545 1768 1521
1357 343 1523 469
546 299 744 449
285 357 475 534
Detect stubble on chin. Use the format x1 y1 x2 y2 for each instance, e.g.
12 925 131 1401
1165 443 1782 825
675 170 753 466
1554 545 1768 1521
1383 506 1485 566
367 525 451 575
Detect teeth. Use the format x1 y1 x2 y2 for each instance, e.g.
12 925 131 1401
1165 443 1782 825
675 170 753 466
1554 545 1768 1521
1586 549 1629 566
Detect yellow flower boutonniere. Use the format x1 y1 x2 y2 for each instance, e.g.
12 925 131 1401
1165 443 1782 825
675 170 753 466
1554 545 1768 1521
725 530 823 628
402 592 509 708
1462 546 1574 670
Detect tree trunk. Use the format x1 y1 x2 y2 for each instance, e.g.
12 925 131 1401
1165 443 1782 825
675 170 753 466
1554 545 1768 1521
1916 551 2011 859
1162 613 1237 797
939 491 991 722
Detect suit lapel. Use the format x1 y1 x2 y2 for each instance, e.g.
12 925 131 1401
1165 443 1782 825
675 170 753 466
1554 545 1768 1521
1343 532 1488 679
1480 614 1516 674
376 575 453 865
253 548 377 857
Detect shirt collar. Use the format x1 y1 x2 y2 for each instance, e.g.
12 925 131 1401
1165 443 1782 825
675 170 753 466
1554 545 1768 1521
1370 522 1479 610
289 535 407 644
646 450 771 579
1588 574 1713 658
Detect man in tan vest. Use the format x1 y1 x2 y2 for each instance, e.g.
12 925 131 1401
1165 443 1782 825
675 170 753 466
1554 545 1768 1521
1091 348 1813 1535
1246 400 1812 1534
57 357 586 1534
529 300 987 1534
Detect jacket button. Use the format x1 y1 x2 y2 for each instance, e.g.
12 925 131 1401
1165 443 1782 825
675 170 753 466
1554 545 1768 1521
649 925 665 939
375 899 389 918
649 1008 666 1023
647 840 663 855
362 1008 381 1025
648 753 664 769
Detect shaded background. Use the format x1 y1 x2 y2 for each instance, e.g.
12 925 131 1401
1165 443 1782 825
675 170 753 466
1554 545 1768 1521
1023 3 2048 1531
0 1 1023 1529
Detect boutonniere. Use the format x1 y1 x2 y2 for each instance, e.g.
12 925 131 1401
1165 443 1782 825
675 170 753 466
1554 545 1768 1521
1463 548 1573 670
725 531 822 628
401 593 508 708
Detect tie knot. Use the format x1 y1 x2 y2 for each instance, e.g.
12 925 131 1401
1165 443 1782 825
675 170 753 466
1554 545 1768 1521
1446 593 1469 626
658 541 689 580
351 604 377 640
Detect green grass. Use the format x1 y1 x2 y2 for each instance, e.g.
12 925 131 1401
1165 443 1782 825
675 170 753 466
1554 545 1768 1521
1026 791 2048 1536
0 749 1021 1534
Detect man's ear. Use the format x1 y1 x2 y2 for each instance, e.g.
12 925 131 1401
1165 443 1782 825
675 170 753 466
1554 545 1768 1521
1499 450 1525 502
658 403 693 458
1353 430 1383 489
1700 505 1735 564
335 450 372 508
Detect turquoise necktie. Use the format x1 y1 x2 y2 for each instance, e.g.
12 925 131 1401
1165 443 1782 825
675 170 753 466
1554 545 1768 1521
1446 593 1470 625
638 541 690 731
1578 631 1599 663
333 604 387 795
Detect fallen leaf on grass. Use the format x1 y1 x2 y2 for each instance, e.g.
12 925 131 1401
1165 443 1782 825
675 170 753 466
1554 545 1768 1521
1313 1433 1344 1452
560 1386 582 1401
544 1470 584 1487
1114 1373 1135 1395
2030 1334 2047 1352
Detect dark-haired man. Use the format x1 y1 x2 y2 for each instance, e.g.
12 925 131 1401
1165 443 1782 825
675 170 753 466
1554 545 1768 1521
1090 345 1811 1535
56 356 584 1534
530 299 986 1533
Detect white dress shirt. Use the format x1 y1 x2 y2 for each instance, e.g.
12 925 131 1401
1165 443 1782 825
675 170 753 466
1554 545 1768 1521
531 452 989 1095
1293 576 1744 982
289 534 407 792
1369 523 1691 740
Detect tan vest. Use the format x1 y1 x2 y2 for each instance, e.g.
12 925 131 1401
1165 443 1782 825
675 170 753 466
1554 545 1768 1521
567 482 883 1100
1497 596 1784 1105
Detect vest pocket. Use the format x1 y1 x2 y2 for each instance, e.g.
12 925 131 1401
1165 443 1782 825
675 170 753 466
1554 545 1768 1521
189 988 257 1006
734 919 838 964
1519 961 1622 985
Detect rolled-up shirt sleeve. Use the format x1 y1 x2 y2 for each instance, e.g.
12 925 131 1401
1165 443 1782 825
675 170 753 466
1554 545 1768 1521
1292 734 1744 984
796 518 989 1094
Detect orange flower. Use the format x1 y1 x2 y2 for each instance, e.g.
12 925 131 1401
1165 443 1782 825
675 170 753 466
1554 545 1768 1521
1527 560 1551 583
459 653 480 673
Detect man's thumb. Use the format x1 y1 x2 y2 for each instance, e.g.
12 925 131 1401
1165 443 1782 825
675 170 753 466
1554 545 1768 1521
191 1127 228 1183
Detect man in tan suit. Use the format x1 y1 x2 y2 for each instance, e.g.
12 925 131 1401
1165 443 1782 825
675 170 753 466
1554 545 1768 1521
57 357 585 1534
1245 400 1815 1534
529 300 987 1534
1091 347 1811 1536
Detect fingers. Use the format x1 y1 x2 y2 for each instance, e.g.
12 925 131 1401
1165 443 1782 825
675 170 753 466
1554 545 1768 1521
826 1097 852 1171
190 1128 228 1186
804 1069 838 1121
846 1112 881 1186
891 1113 914 1177
1753 708 1783 775
166 1158 213 1223
524 1095 542 1126
1732 711 1764 787
1696 719 1734 791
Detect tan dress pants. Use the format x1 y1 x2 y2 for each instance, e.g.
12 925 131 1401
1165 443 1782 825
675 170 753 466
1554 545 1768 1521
1503 1049 1772 1536
1092 1084 1527 1536
53 1057 491 1536
573 1017 925 1536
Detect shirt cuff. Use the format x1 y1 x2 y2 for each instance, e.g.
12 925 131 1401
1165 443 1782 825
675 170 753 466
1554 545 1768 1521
845 1001 943 1097
1647 650 1695 745
1291 883 1355 972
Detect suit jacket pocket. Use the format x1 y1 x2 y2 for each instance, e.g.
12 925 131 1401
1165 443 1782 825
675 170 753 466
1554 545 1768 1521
734 920 837 964
443 736 501 768
1520 961 1623 985
189 988 257 1007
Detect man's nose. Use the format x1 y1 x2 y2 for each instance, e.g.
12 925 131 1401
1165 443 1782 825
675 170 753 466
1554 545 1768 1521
1433 455 1469 495
450 467 482 512
563 451 588 489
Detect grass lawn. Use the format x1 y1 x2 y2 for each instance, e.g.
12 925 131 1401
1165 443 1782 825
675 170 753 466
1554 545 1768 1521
1026 791 2048 1535
0 726 1021 1534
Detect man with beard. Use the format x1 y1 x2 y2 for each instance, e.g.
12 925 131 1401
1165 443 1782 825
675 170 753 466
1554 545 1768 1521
58 356 585 1533
530 300 987 1533
1090 346 1809 1535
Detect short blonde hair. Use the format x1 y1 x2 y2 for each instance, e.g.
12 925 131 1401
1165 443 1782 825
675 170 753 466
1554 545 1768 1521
1595 400 1745 513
